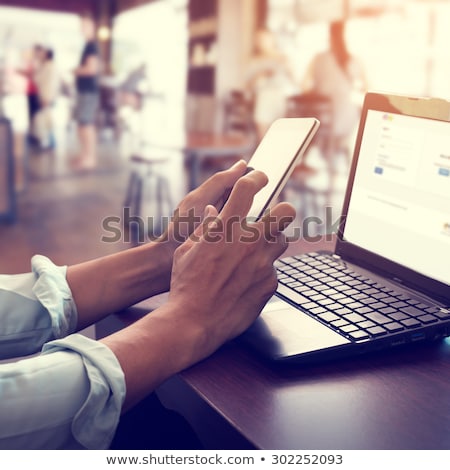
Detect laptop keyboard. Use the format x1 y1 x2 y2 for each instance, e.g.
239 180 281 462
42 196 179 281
275 252 448 342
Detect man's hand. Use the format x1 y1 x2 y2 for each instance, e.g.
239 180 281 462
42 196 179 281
157 159 248 255
101 169 295 410
165 169 296 362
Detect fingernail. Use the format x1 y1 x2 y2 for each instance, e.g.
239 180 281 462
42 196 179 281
231 159 246 169
204 205 213 218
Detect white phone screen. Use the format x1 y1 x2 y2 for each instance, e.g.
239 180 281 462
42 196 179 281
246 118 319 219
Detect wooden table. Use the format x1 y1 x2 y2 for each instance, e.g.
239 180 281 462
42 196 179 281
182 132 256 191
97 236 450 450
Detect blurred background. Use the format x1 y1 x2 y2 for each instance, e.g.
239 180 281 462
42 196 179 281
1 0 450 274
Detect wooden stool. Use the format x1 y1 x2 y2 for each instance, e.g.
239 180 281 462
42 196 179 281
124 154 173 243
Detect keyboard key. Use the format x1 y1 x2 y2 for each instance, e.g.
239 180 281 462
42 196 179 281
327 303 344 311
372 292 389 300
367 326 387 337
348 330 370 341
280 256 297 264
276 284 310 305
389 312 409 321
302 302 319 310
396 294 411 301
309 294 326 302
358 320 376 329
337 284 352 292
331 319 349 328
336 307 352 316
317 298 335 306
329 293 346 301
341 324 359 333
366 312 392 325
323 268 338 275
314 284 331 291
400 306 426 317
360 297 378 305
380 287 395 293
285 281 303 288
371 302 388 309
364 288 379 295
355 306 375 315
343 313 366 324
417 314 438 324
311 272 327 280
400 318 422 328
347 301 364 309
305 280 321 288
435 310 450 320
318 312 340 323
302 290 318 297
425 306 440 314
415 303 431 310
383 296 400 304
353 293 370 300
391 301 409 309
379 307 397 315
384 322 404 332
310 306 327 315
345 289 360 296
322 288 339 296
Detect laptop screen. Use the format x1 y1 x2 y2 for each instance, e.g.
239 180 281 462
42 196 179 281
343 106 450 286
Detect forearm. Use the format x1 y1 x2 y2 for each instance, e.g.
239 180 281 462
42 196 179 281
101 302 204 412
67 241 174 330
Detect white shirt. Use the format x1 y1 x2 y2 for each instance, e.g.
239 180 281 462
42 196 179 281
0 255 126 449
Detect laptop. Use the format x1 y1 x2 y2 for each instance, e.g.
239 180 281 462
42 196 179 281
241 91 450 363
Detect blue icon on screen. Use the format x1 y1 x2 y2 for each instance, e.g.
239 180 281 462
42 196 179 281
374 167 383 175
438 167 449 176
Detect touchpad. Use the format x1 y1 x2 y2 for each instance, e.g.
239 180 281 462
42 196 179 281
241 296 350 360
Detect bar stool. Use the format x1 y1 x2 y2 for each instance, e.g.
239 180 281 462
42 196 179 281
123 153 173 243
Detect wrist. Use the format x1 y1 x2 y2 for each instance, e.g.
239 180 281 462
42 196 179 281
132 240 174 295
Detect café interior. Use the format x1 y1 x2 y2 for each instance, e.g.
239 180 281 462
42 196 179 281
1 0 450 275
2 0 450 452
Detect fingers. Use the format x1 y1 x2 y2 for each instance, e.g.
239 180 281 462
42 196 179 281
194 160 248 206
260 202 296 239
184 204 219 246
219 170 269 221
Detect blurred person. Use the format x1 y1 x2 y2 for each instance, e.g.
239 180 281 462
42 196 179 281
245 27 295 141
302 20 367 165
16 44 45 142
2 47 29 190
34 48 59 150
0 162 295 449
72 14 100 170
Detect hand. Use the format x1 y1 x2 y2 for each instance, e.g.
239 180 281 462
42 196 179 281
100 170 295 410
165 170 296 362
157 159 248 255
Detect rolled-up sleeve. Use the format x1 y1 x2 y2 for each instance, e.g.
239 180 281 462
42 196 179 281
0 255 78 359
0 334 126 449
0 256 126 449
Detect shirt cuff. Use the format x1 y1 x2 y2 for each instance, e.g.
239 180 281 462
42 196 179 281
31 254 78 339
42 334 126 449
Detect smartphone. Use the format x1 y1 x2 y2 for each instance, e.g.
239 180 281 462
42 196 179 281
246 117 320 220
